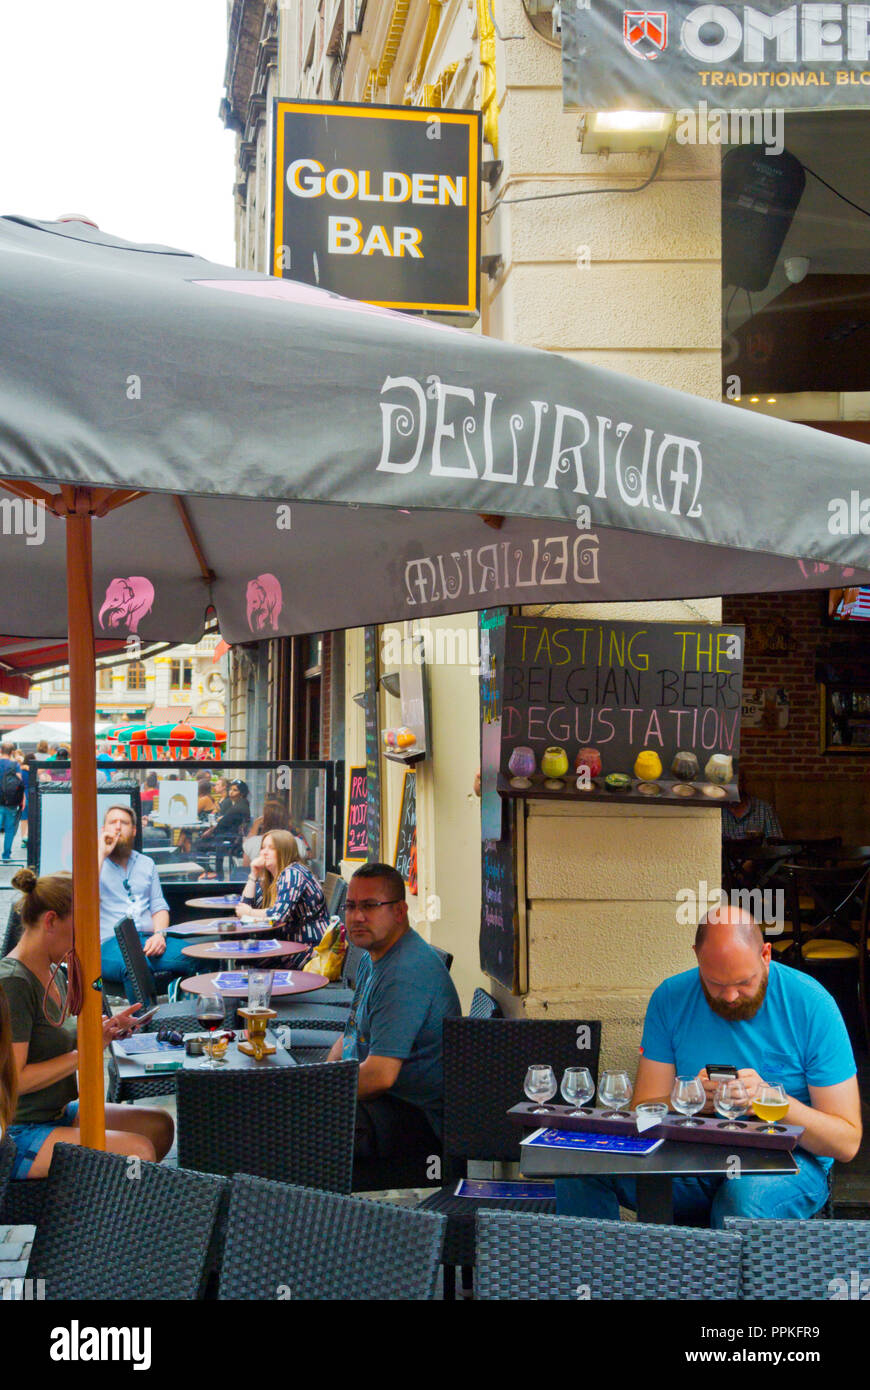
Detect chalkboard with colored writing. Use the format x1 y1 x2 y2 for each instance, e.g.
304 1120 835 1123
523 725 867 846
394 769 417 885
499 616 744 807
344 765 368 860
480 607 520 990
364 625 381 859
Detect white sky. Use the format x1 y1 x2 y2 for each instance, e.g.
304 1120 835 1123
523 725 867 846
0 0 237 265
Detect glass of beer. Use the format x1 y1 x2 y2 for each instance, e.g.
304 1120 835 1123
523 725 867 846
752 1082 789 1133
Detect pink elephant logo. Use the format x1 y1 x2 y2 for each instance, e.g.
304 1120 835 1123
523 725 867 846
98 576 155 633
246 574 283 633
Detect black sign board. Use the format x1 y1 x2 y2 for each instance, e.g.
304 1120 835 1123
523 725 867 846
344 765 368 861
394 769 417 885
562 1 870 111
271 100 481 314
499 616 744 807
480 608 520 990
364 626 381 860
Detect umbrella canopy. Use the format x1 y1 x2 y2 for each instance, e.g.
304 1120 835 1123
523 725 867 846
0 214 868 648
105 720 226 759
1 213 869 1152
3 719 112 746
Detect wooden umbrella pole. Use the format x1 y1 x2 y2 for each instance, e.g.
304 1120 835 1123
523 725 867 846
65 497 105 1149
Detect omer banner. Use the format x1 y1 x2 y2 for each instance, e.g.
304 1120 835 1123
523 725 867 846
562 0 870 109
271 100 481 314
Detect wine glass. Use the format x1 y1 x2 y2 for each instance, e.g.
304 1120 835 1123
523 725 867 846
196 992 226 1067
561 1066 595 1114
671 1075 706 1127
752 1082 789 1134
714 1078 751 1130
524 1064 557 1114
598 1069 632 1119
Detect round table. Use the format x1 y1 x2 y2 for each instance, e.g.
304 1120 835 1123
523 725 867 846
180 970 329 999
181 940 309 963
185 895 242 911
167 917 277 938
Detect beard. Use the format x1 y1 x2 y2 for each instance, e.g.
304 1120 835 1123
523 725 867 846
701 968 769 1021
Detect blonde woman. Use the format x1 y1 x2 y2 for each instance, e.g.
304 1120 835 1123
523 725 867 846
0 868 173 1179
236 829 328 945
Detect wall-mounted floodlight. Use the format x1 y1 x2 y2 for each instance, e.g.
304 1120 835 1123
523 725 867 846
579 111 673 156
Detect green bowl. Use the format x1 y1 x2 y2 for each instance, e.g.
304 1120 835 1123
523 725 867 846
604 773 631 792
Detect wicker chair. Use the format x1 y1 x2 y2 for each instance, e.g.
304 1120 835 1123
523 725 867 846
0 1134 15 1211
177 1059 358 1192
0 1175 47 1226
113 916 200 1029
724 1217 870 1299
24 1143 227 1300
476 1211 742 1300
218 1173 446 1300
416 1017 601 1297
0 902 22 957
468 987 501 1019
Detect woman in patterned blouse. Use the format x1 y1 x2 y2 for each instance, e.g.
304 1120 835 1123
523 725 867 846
236 829 328 946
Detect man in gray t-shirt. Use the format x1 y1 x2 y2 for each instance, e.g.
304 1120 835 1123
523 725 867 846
327 862 461 1159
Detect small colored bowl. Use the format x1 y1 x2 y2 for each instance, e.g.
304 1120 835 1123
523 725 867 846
605 773 631 792
637 781 661 796
705 754 733 785
634 750 663 781
541 746 569 780
672 750 700 781
575 747 602 778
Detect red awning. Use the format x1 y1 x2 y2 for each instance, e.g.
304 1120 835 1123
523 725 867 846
0 636 169 696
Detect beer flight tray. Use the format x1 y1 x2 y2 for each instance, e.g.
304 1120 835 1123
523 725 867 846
508 1104 803 1151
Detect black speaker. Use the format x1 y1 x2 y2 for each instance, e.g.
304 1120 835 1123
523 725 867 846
722 145 806 292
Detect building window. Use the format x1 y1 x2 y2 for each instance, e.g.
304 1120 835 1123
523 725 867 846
51 673 70 693
127 662 146 691
170 659 192 689
97 667 114 692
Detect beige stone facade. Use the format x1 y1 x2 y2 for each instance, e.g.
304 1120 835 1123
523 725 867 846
223 1 723 1056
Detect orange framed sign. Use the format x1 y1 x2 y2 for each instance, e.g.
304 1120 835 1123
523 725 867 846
271 99 481 315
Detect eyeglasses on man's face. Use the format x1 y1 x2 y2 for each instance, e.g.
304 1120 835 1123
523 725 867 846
344 898 403 915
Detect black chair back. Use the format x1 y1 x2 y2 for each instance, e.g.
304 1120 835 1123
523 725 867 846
431 944 454 973
113 915 159 1007
0 902 22 957
25 1144 226 1300
469 987 502 1019
219 1174 445 1300
342 940 364 989
0 1134 15 1212
442 1018 601 1164
177 1060 358 1192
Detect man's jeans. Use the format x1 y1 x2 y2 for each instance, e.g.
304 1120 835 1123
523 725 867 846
554 1149 830 1227
0 805 20 860
101 931 191 1004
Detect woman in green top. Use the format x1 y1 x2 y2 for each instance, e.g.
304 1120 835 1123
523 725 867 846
0 867 173 1179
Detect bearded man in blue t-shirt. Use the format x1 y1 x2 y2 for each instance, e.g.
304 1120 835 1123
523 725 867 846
556 905 861 1226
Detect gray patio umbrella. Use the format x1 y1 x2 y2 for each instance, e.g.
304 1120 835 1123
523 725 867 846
0 213 867 1146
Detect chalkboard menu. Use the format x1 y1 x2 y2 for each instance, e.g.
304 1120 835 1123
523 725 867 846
344 765 368 860
364 625 381 860
479 607 520 990
394 769 417 886
499 616 744 807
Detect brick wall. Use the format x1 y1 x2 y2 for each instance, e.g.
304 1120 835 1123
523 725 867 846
722 589 869 786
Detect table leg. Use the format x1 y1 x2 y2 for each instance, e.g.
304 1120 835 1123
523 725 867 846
635 1175 674 1224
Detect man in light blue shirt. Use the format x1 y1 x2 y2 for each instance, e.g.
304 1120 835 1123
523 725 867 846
98 804 188 1002
555 906 861 1226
